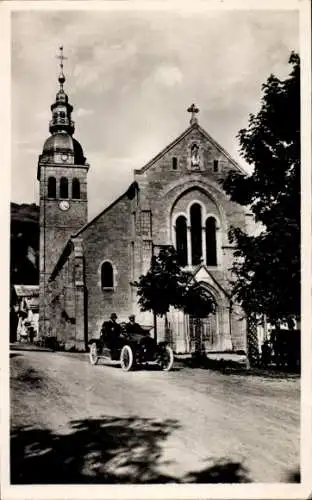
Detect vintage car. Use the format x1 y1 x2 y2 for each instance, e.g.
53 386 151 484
88 324 174 372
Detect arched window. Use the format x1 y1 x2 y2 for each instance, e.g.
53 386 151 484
101 261 114 288
206 217 217 266
60 177 68 199
175 215 187 266
72 178 80 199
47 177 56 198
190 203 202 265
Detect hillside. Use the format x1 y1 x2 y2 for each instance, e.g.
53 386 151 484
10 203 39 285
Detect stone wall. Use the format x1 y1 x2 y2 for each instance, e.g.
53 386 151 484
47 239 86 350
38 162 88 338
78 192 135 338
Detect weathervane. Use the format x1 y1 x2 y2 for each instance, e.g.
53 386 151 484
187 103 199 125
56 46 67 89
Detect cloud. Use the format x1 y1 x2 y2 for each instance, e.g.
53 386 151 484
72 40 138 93
153 65 183 87
76 108 95 118
72 64 99 89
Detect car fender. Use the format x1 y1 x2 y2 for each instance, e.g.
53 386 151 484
122 339 139 350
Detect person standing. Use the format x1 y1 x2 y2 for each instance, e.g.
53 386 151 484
101 313 122 353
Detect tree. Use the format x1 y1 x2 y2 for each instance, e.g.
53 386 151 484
221 52 300 328
132 246 214 343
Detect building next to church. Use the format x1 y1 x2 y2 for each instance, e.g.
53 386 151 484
38 51 253 353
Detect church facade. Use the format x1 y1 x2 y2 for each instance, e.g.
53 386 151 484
38 56 251 353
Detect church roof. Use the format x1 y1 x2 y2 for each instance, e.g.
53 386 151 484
134 122 247 175
43 132 73 153
72 182 139 238
42 133 86 164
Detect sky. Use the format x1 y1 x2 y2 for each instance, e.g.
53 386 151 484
11 6 299 220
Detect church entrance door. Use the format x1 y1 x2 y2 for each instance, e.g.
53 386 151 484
188 313 218 353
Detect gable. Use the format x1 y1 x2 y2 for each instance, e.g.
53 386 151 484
193 265 230 299
134 123 246 179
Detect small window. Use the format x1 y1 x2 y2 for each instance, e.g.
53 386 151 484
60 111 66 118
60 177 68 199
101 261 114 288
213 160 219 172
47 177 56 198
172 157 178 170
72 178 80 199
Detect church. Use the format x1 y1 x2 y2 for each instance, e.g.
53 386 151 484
38 51 252 354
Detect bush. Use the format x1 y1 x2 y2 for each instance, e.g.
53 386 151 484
259 329 300 372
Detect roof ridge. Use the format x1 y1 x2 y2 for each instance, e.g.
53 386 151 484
72 181 139 238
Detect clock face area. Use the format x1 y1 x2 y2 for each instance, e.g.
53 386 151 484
59 200 70 211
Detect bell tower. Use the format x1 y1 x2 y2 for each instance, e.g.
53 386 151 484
38 47 89 337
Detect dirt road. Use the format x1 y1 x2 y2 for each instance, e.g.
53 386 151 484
10 348 300 484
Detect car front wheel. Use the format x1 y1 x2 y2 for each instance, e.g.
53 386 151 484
158 345 174 371
120 345 134 372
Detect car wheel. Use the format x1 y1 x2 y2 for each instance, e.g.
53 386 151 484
159 345 174 371
89 342 99 365
120 345 134 372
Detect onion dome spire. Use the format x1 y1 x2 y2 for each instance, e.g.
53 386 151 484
49 46 75 136
38 46 87 175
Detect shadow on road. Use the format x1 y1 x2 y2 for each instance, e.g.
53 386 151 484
14 368 44 389
179 358 300 379
11 416 252 484
11 417 179 484
184 458 250 483
283 468 301 483
10 353 23 359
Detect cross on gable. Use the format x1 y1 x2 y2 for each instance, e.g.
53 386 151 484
187 103 199 125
